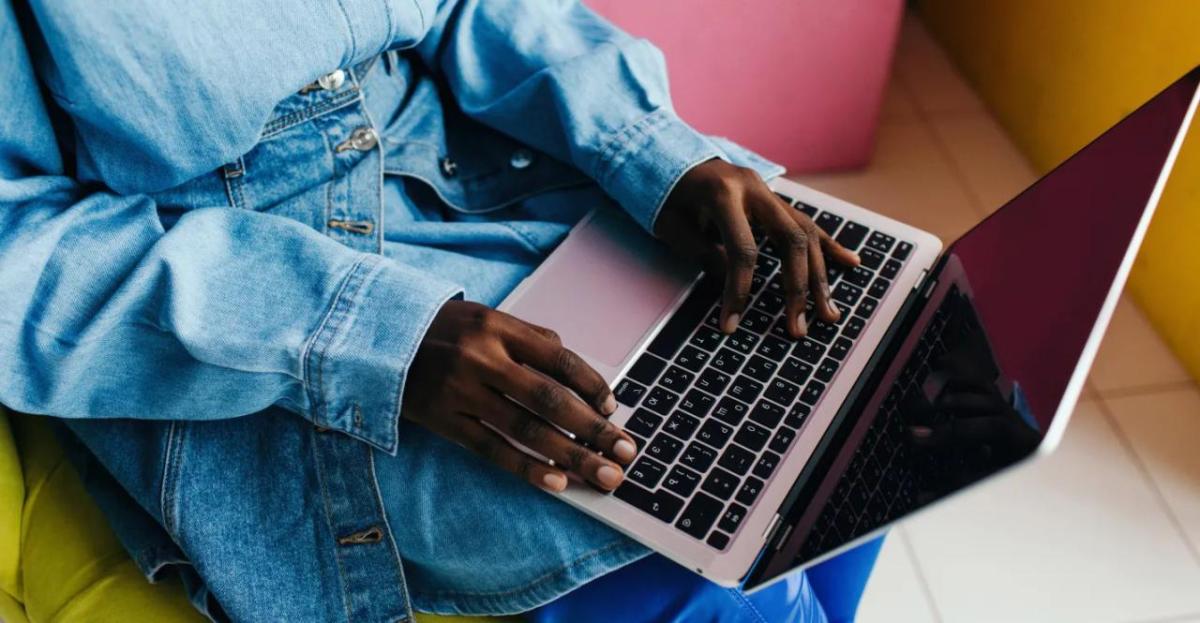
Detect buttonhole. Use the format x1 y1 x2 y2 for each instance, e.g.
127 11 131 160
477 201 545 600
328 219 375 235
337 526 384 545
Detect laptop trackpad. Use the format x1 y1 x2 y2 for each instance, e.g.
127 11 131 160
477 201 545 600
501 209 698 370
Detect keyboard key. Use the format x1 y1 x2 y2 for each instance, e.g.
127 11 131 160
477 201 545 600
753 451 781 479
795 202 818 218
663 466 702 498
689 327 725 351
628 457 667 488
701 467 741 500
843 317 866 339
755 254 779 276
827 264 844 285
832 282 863 306
647 433 684 463
647 283 716 359
614 379 647 407
676 492 723 539
719 503 748 533
695 368 731 394
814 212 844 236
785 404 810 428
625 408 663 438
706 531 730 550
794 338 825 365
779 356 814 385
642 386 679 415
725 329 761 355
834 221 869 250
801 379 830 405
845 266 873 288
808 320 838 344
675 345 711 373
741 309 774 333
893 241 913 260
770 427 796 453
855 296 879 319
764 378 800 406
736 476 765 505
614 481 685 525
756 335 791 361
729 375 763 403
866 232 895 254
881 259 901 280
697 420 733 449
658 365 694 393
749 273 767 294
868 277 890 299
833 302 851 325
734 422 771 451
681 442 718 472
753 291 785 314
750 401 785 428
718 444 756 475
742 355 778 383
815 358 839 383
712 397 749 426
712 348 746 375
859 248 884 270
679 389 716 418
663 411 700 440
627 354 667 385
830 338 853 362
704 305 722 329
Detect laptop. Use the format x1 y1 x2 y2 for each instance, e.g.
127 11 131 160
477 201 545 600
498 67 1200 590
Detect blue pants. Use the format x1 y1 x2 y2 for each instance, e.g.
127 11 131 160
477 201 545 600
530 536 884 623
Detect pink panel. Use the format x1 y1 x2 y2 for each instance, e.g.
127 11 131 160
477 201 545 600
587 0 904 172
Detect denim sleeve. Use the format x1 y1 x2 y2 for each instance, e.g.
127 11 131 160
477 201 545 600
0 7 459 454
415 0 726 233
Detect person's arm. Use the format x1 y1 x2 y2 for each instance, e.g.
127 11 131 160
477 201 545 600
0 2 459 455
415 0 859 338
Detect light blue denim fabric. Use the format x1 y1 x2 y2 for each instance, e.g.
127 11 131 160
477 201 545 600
0 0 795 620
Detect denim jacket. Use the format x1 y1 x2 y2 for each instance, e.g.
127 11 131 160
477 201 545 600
0 1 782 620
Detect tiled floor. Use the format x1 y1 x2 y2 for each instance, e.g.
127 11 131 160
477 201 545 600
793 14 1200 623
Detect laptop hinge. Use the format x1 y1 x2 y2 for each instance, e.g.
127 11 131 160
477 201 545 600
762 512 783 542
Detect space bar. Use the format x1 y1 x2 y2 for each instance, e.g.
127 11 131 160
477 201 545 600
646 277 719 359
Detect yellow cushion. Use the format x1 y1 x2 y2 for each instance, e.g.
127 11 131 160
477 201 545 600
0 407 510 623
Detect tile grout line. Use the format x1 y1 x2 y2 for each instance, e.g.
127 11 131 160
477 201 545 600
1094 396 1200 567
1096 379 1200 400
1123 611 1200 623
896 527 946 623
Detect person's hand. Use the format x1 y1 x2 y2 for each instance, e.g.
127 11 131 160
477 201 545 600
655 159 860 338
403 300 638 493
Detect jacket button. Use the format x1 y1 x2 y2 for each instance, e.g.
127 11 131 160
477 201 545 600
509 148 534 170
440 157 458 177
317 69 346 91
335 127 378 153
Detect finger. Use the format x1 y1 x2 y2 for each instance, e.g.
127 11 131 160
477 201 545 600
506 316 619 418
806 226 840 322
756 192 812 338
712 198 757 334
493 360 637 465
483 394 626 490
453 415 570 492
817 227 860 267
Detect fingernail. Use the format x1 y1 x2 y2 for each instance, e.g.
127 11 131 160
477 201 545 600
542 472 568 492
850 252 861 265
601 394 617 415
596 465 623 489
827 300 840 318
613 438 637 462
723 313 741 334
795 311 806 335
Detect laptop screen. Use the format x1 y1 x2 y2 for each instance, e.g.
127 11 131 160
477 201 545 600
748 67 1200 588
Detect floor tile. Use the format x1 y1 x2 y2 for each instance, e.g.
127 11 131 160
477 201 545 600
793 121 980 244
893 14 986 116
902 400 1200 623
927 114 1038 217
1091 295 1194 394
879 74 920 124
856 528 940 623
1105 387 1200 555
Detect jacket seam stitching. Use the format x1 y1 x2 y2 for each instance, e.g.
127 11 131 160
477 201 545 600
302 254 373 427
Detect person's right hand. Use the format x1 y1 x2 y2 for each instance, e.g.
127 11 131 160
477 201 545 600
403 300 638 493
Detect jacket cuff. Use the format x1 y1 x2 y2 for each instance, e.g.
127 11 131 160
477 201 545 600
303 254 462 454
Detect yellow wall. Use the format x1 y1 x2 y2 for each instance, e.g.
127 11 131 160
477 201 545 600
917 1 1200 381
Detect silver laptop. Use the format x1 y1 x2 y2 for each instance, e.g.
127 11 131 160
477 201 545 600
499 68 1200 590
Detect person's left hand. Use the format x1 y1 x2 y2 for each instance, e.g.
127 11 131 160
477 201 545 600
655 159 860 338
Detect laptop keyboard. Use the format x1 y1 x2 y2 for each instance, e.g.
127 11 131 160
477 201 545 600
610 195 915 551
798 286 971 561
